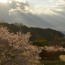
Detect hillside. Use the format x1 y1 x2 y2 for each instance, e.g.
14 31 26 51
0 22 64 42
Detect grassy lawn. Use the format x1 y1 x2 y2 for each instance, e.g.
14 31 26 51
40 55 65 65
42 61 65 65
41 60 65 65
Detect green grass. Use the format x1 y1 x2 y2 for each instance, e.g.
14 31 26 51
40 60 65 65
39 55 65 65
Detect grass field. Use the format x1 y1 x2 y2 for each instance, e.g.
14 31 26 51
41 60 65 65
40 55 65 65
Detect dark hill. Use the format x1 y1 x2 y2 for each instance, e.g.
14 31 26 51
0 22 64 41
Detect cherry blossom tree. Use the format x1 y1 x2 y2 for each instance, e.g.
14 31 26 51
0 26 40 65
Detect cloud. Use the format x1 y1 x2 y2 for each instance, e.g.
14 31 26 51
29 5 57 15
28 0 65 15
0 0 65 16
9 0 30 14
8 0 65 15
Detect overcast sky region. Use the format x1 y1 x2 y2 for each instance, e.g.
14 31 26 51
0 0 65 31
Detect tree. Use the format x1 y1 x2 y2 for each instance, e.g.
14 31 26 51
0 26 40 65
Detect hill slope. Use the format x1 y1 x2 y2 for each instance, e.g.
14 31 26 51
0 22 64 42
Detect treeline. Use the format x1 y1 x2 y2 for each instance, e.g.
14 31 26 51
0 22 65 47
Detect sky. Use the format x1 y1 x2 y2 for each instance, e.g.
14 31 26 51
0 0 65 31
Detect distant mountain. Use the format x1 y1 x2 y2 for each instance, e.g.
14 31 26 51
0 22 64 41
62 31 65 35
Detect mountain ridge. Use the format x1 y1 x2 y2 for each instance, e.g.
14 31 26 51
0 22 64 41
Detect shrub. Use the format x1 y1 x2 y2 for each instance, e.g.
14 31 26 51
33 40 48 47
